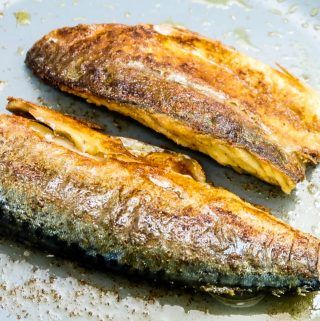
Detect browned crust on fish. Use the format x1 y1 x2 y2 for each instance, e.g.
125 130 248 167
6 97 206 183
25 24 320 192
0 98 320 293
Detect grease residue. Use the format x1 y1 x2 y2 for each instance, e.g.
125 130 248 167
267 292 316 320
287 4 298 14
13 11 31 25
314 24 320 31
269 8 282 16
72 17 87 22
162 17 184 26
310 8 319 17
268 31 282 38
231 27 258 50
192 0 251 9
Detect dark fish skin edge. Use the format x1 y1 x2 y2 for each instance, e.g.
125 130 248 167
24 23 320 193
1 100 320 296
0 205 320 296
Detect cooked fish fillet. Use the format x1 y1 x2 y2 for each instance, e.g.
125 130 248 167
25 24 320 193
1 97 320 295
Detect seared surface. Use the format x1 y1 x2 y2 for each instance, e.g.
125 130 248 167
25 24 320 193
0 98 320 295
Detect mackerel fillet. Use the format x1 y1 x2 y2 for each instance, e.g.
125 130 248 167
25 24 320 193
0 98 320 295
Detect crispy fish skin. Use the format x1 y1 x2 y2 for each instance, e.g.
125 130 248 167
7 98 206 183
1 98 320 295
25 24 320 193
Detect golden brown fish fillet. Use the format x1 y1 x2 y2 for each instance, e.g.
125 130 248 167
1 98 320 295
25 24 320 193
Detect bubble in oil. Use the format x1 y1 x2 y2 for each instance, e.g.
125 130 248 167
213 293 265 308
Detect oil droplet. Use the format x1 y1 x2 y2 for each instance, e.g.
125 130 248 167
202 20 212 27
307 183 318 195
301 22 309 28
0 12 3 19
236 0 252 9
16 47 24 56
124 11 131 18
268 31 282 38
72 17 87 22
310 8 319 17
13 11 31 25
0 81 7 91
194 0 230 6
233 28 251 45
269 8 282 16
232 27 253 46
287 4 298 14
287 210 295 219
162 17 184 26
192 0 251 9
314 199 320 209
314 24 320 31
273 43 280 51
311 225 320 236
302 74 310 81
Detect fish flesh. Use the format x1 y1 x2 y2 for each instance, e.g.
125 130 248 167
25 24 320 193
1 97 320 296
